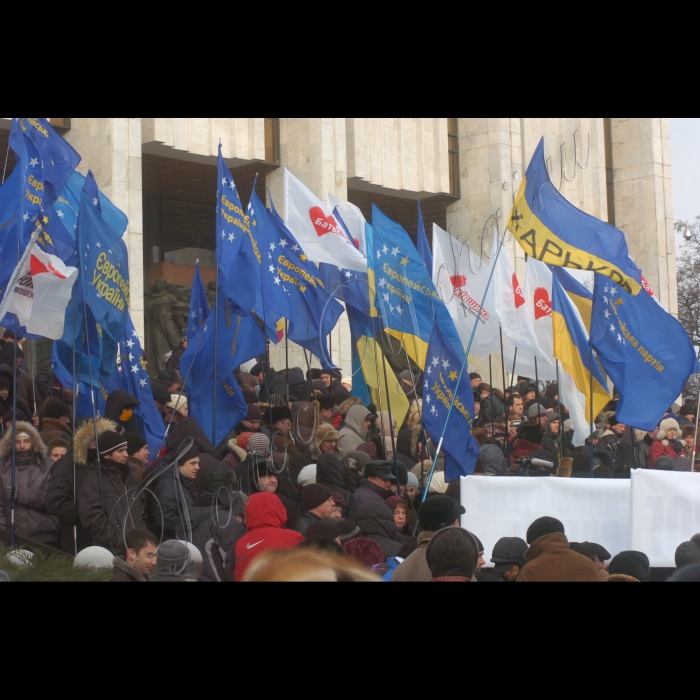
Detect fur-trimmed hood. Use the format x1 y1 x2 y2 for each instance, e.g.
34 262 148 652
0 421 46 459
73 418 118 466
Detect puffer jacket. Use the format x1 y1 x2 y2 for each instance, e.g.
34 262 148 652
178 490 247 582
234 492 305 581
78 459 147 555
44 418 118 553
337 405 369 455
0 422 58 545
354 501 407 559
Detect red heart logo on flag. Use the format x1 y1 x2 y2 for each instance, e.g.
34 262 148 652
450 275 467 288
512 273 525 309
309 206 340 238
30 253 67 280
534 287 552 320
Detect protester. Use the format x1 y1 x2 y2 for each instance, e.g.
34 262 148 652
337 405 373 455
315 453 354 514
649 418 684 468
125 433 150 482
269 405 300 466
343 537 386 569
348 460 396 518
607 551 650 582
354 501 407 558
469 372 481 388
234 492 305 581
110 528 158 582
104 390 141 434
426 528 479 582
294 484 336 534
78 431 148 554
149 539 190 582
46 436 71 463
489 537 528 582
0 421 58 547
675 534 700 569
39 399 72 443
516 517 598 582
479 384 506 422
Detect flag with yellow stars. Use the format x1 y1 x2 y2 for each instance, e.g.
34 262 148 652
422 321 480 481
370 205 462 367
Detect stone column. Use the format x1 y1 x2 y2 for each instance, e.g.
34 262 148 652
610 118 677 315
63 118 145 339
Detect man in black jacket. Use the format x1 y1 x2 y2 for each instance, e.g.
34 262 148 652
111 528 158 582
294 483 336 534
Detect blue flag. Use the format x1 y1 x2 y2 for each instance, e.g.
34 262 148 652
187 262 210 344
9 118 80 201
416 200 433 272
590 276 700 430
370 205 461 368
508 138 643 294
109 316 166 457
180 300 266 445
248 190 344 366
216 145 258 316
422 322 480 481
51 342 106 418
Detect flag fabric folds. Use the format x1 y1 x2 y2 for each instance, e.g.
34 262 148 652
590 275 699 430
110 316 166 455
285 169 367 272
422 322 480 481
248 190 344 366
327 192 367 258
551 266 593 333
551 275 611 442
508 138 643 295
416 201 433 272
370 205 461 368
187 262 210 344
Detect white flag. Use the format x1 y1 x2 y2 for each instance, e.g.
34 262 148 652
492 242 557 381
284 169 367 272
0 234 78 340
432 224 499 359
327 193 367 258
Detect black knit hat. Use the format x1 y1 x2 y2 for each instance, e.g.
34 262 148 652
245 404 263 422
176 445 199 467
526 516 565 544
418 495 465 532
43 399 71 420
151 383 171 404
608 551 650 581
125 433 147 456
426 528 479 579
300 483 333 511
98 431 128 456
469 373 481 381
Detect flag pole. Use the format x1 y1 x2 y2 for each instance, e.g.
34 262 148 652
10 316 18 546
555 359 563 462
488 354 494 437
420 230 507 503
499 329 510 465
285 319 289 404
376 319 400 483
212 264 219 446
589 342 594 477
71 275 79 555
693 384 700 472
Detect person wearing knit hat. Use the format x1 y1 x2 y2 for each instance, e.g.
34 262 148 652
125 433 149 482
167 394 188 418
335 519 361 543
608 550 650 582
426 528 479 582
304 519 341 543
469 372 481 388
404 471 419 501
294 483 336 534
149 540 190 582
241 404 263 430
39 398 72 444
675 534 700 569
248 432 271 457
526 516 565 545
527 403 548 427
98 431 129 459
649 417 684 468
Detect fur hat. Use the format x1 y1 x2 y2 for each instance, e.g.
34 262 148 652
314 424 340 452
658 418 681 446
270 405 292 425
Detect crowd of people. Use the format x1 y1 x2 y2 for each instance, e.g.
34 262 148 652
0 328 699 582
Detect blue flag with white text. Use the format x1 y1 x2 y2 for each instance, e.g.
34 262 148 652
422 322 480 481
590 275 700 430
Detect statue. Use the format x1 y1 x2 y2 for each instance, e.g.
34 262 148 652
146 278 190 373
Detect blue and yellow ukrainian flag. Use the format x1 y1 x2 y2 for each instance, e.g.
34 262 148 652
551 266 593 333
551 276 611 421
509 138 643 295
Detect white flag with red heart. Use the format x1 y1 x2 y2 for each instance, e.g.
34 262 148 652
284 169 367 272
0 232 78 339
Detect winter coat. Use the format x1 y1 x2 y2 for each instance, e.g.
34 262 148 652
293 510 322 535
315 454 354 514
338 405 369 456
516 533 599 582
480 443 508 476
40 417 72 444
234 492 305 581
167 418 220 459
540 432 561 467
15 368 35 413
291 400 320 446
286 367 309 403
649 438 681 469
103 390 141 434
110 556 147 582
34 358 54 404
272 431 301 467
391 530 435 583
151 468 196 541
258 365 289 403
635 434 653 469
44 418 118 553
482 389 506 422
599 430 623 456
178 491 247 582
348 478 393 520
0 422 58 545
78 459 147 555
396 427 420 468
510 438 542 466
354 501 407 559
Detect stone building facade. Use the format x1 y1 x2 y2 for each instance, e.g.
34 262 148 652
0 118 677 378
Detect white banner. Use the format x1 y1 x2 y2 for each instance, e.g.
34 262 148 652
461 476 631 565
630 469 700 567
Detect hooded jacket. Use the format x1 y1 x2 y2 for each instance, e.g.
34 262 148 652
516 533 599 582
44 418 118 553
179 491 247 582
354 501 407 559
234 492 305 581
104 390 141 433
0 422 58 545
480 443 508 476
338 405 369 455
286 367 309 402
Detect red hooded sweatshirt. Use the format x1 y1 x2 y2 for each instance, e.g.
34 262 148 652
235 492 305 581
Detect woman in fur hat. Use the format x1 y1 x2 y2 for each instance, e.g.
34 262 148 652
0 421 59 546
649 417 685 469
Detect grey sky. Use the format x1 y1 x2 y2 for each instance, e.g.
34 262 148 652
670 118 700 224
